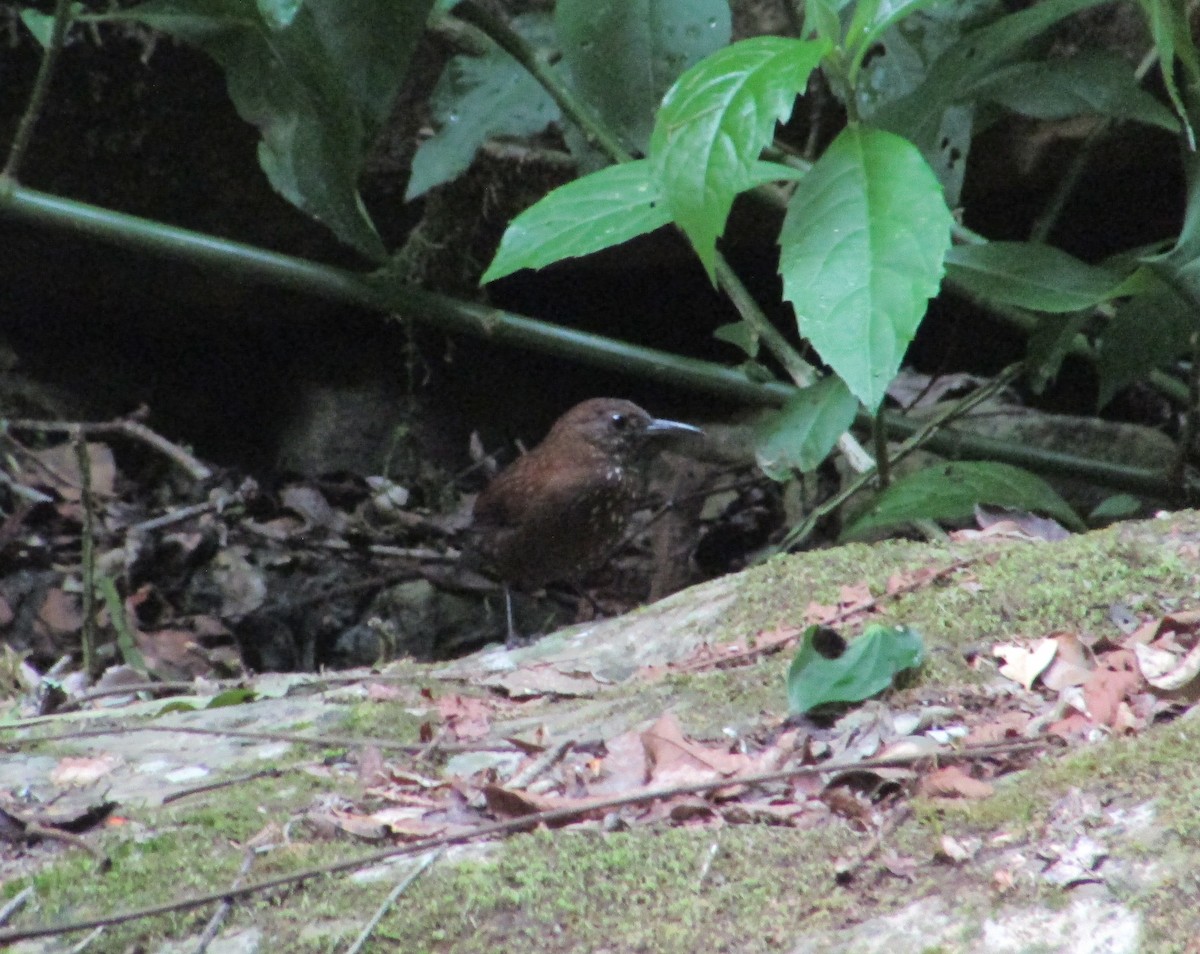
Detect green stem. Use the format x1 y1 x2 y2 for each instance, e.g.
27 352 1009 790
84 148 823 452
453 1 632 163
3 0 73 181
0 184 1184 500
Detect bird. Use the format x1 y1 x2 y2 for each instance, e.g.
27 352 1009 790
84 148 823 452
471 398 701 625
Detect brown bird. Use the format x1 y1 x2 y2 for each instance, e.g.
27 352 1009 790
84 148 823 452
472 398 702 592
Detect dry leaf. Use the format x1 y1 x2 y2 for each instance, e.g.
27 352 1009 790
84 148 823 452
993 638 1058 690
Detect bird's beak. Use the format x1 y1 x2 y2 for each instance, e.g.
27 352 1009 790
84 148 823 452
644 417 703 438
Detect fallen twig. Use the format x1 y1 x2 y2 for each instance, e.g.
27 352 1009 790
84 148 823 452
343 849 443 954
7 412 212 481
0 737 1049 944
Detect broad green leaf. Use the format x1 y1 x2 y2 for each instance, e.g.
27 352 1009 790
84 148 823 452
481 161 670 282
481 159 803 282
1096 284 1197 408
407 14 559 201
779 125 952 410
119 0 433 260
871 0 1109 199
557 0 730 153
787 623 925 713
753 376 858 479
1138 0 1199 149
970 53 1179 132
803 0 844 43
841 460 1084 540
945 241 1126 312
650 36 829 279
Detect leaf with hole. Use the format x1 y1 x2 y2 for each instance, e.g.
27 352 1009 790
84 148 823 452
787 623 925 713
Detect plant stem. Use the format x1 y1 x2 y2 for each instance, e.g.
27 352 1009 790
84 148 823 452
2 0 73 181
453 1 632 162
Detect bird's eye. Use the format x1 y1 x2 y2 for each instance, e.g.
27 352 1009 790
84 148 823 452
610 412 629 430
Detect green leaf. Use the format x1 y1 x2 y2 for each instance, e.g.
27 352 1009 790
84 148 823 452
970 52 1180 132
1138 0 1199 149
1025 311 1088 394
557 0 730 153
207 688 258 707
787 623 925 713
713 321 759 357
803 0 844 43
841 460 1085 541
753 376 858 479
1096 283 1197 408
779 125 952 411
481 157 801 283
650 36 829 279
945 241 1126 313
120 0 433 260
407 13 560 200
871 0 1110 200
256 0 301 29
1089 494 1142 523
481 161 671 282
20 5 82 46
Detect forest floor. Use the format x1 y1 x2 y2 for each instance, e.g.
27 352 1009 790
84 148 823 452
4 508 1200 952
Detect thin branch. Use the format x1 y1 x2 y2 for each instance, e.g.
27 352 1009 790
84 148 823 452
194 849 256 954
7 414 212 481
72 428 98 678
2 0 72 180
0 738 1050 945
343 849 443 954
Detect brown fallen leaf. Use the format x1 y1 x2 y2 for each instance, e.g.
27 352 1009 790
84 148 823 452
919 765 994 800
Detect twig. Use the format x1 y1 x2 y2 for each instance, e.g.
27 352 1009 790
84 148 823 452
193 848 256 954
780 363 1025 551
343 849 444 954
0 886 34 925
4 722 516 756
73 428 98 678
1 0 72 180
162 768 284 805
66 926 104 952
508 739 574 790
7 415 212 481
0 737 1049 944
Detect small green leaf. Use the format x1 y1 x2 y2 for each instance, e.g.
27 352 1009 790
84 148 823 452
650 36 829 279
481 161 671 282
713 321 759 357
971 53 1180 132
19 5 81 46
557 0 730 153
407 13 560 200
256 0 301 29
1089 494 1142 523
945 241 1126 312
779 125 952 411
207 688 258 708
841 461 1084 541
1025 312 1089 394
754 376 858 479
1138 0 1199 149
787 623 925 713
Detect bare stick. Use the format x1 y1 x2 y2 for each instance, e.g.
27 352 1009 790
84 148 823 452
343 849 443 954
194 849 256 954
0 737 1049 945
7 415 212 481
